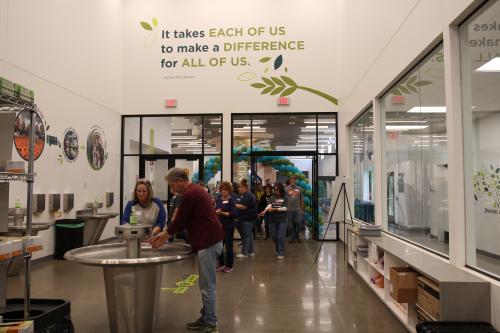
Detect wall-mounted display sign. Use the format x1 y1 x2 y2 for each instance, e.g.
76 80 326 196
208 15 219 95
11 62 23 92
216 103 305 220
13 110 45 161
86 126 107 170
62 128 79 162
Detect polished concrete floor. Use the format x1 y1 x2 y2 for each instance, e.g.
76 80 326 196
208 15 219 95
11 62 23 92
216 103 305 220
7 240 407 332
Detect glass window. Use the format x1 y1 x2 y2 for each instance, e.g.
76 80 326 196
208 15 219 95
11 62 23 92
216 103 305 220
123 117 140 154
141 116 203 154
460 1 500 277
232 154 250 184
253 114 314 151
318 114 337 154
233 114 251 154
203 155 222 189
122 156 140 209
350 108 375 224
381 44 448 255
204 116 222 154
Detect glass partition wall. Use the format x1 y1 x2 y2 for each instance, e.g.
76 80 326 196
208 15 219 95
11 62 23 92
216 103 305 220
381 44 449 255
121 114 222 215
232 113 338 240
350 107 375 224
460 0 500 278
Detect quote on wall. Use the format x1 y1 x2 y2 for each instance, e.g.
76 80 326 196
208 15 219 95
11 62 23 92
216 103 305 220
142 24 306 73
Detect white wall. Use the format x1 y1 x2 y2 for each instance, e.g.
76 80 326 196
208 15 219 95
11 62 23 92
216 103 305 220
0 0 123 258
336 0 500 327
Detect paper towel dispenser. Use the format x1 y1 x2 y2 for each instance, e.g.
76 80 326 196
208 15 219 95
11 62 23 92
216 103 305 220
48 193 60 212
63 193 74 212
32 193 45 214
106 192 114 207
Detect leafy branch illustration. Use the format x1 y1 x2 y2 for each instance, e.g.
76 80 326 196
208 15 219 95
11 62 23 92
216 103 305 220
473 165 500 208
140 18 159 47
250 76 338 105
390 75 432 96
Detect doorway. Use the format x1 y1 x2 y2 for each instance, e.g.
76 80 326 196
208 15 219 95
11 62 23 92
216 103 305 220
139 154 202 204
246 152 337 241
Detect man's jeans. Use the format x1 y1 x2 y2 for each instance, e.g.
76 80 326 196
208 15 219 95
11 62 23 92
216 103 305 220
287 210 302 241
197 241 223 326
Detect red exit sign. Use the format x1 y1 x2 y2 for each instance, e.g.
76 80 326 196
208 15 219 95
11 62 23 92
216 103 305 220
165 99 177 108
277 97 290 105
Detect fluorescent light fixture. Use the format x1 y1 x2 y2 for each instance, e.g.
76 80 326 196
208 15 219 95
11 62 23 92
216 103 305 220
171 129 188 134
386 125 428 130
386 120 428 123
475 57 500 72
306 125 328 129
407 106 446 113
304 121 336 124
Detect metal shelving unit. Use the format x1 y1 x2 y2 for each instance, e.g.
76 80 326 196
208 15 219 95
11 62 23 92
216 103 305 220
0 91 36 320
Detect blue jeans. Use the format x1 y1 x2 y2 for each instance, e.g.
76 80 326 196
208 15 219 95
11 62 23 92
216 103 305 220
218 225 235 268
287 210 303 241
239 221 254 255
197 241 223 326
270 221 287 256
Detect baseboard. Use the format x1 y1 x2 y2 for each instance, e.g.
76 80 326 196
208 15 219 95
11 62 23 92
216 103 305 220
477 248 500 261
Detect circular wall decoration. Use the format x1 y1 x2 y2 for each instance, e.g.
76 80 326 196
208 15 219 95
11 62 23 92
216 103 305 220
86 126 107 170
13 110 45 161
62 128 79 162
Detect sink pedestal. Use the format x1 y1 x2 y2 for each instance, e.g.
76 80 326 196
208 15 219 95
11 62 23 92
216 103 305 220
104 264 162 333
76 209 118 246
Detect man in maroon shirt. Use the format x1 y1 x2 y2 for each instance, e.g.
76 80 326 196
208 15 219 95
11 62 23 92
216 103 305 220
151 168 223 333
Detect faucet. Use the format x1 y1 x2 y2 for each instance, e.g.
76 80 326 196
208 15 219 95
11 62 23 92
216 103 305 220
86 201 103 216
115 224 151 258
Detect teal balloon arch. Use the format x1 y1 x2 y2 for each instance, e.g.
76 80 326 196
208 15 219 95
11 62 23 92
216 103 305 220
191 155 222 184
232 145 323 234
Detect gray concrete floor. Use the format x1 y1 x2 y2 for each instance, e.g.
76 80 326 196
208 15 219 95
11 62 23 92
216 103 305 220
7 240 407 332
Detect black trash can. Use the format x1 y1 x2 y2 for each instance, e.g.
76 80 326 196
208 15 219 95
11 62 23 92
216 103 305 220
54 219 84 259
0 298 74 333
417 321 498 333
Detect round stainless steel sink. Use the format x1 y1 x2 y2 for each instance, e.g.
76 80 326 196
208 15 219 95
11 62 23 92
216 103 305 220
65 241 193 333
64 242 192 267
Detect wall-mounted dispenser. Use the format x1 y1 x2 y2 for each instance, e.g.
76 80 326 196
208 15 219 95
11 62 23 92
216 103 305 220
48 193 61 212
32 193 45 214
63 193 74 212
106 192 114 207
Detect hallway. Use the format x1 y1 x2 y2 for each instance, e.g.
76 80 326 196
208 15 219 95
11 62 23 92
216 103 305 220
7 240 407 332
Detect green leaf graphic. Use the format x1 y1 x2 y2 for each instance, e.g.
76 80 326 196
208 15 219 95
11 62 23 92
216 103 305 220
251 83 266 89
152 18 158 27
274 55 283 70
264 68 269 73
414 80 432 86
271 86 285 95
281 76 297 87
262 86 274 94
407 84 418 93
271 77 284 87
259 57 271 63
281 86 297 97
399 85 410 94
262 77 274 86
140 21 153 31
285 67 288 73
407 75 417 85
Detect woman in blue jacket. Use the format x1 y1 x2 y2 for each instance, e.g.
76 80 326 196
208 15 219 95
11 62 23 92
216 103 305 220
121 179 166 236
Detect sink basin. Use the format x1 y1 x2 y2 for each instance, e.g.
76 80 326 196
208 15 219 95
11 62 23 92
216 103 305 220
75 210 119 246
64 242 192 267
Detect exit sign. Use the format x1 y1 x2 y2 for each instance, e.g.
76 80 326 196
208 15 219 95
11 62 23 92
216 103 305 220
165 99 177 107
277 96 290 105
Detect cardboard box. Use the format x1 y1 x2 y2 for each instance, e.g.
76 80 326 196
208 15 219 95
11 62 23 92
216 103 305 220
417 275 440 320
390 266 418 303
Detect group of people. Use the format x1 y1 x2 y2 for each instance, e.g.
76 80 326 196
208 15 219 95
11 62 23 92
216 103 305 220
120 169 306 333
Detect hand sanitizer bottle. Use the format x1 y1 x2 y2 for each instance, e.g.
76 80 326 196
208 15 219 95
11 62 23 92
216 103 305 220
130 206 137 225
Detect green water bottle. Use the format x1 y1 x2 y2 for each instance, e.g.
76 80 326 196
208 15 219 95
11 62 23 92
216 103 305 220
130 206 138 225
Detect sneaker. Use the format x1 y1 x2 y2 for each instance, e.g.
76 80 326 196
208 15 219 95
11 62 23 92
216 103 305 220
277 255 284 260
223 266 233 273
248 252 256 257
236 253 248 258
199 324 218 333
216 264 226 272
187 318 205 330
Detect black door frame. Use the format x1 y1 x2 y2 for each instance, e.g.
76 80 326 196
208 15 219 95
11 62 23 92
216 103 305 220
249 150 320 240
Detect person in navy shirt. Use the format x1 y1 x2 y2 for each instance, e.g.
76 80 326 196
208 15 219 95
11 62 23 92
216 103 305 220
215 181 237 273
121 179 166 235
235 179 257 257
